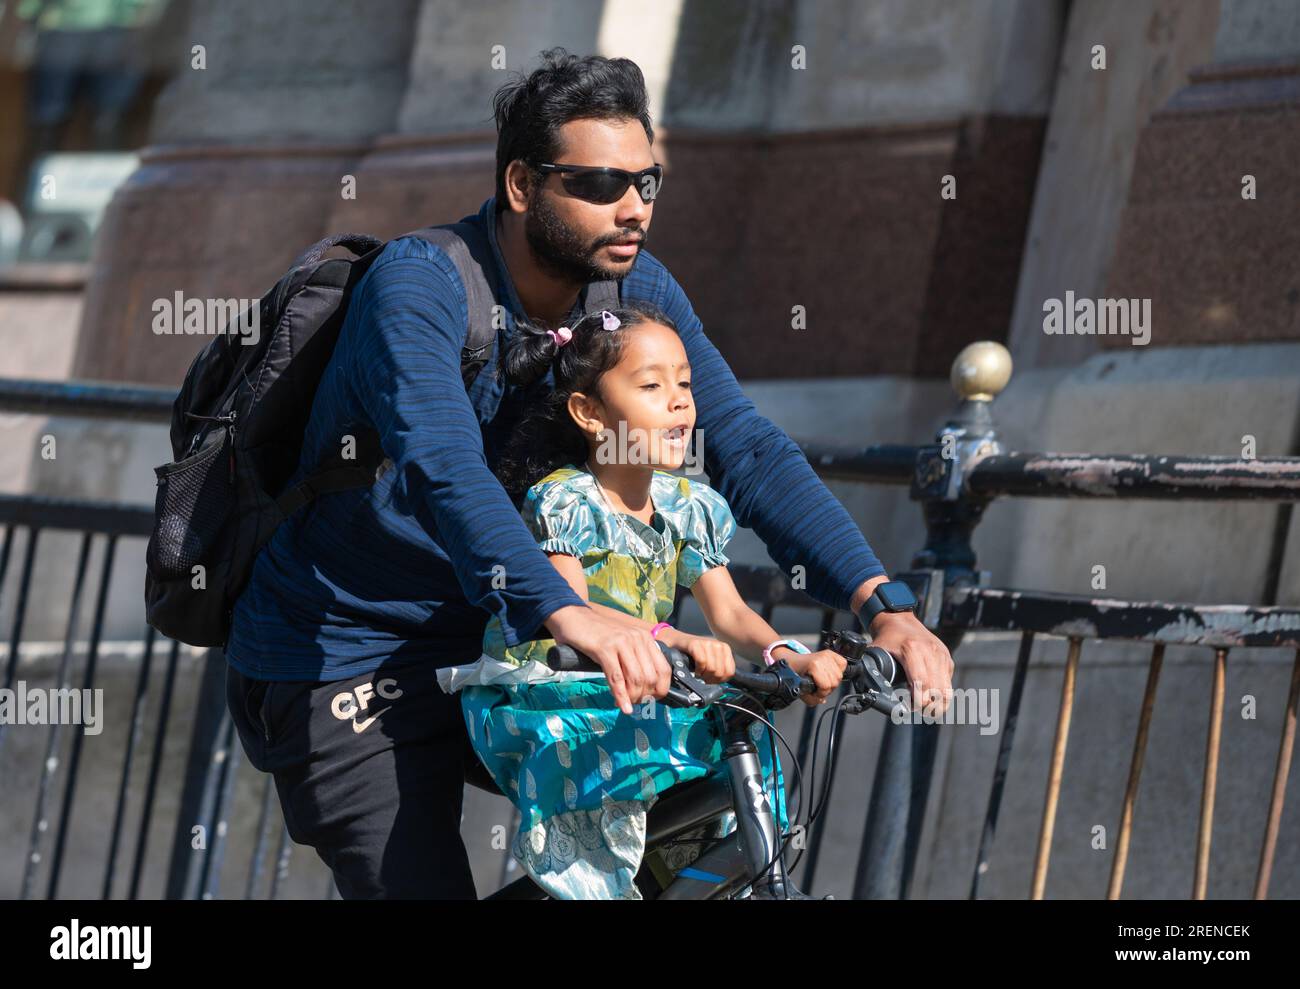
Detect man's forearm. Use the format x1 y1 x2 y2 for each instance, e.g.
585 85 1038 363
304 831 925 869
850 573 891 621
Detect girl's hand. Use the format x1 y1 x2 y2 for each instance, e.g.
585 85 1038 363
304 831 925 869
667 633 737 684
784 650 847 706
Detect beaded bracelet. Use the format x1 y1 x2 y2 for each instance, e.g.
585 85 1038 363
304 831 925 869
762 637 811 666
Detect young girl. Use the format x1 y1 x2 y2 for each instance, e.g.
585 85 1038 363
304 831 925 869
437 300 846 899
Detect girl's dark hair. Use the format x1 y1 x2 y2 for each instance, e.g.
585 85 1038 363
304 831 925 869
494 299 678 499
492 47 655 210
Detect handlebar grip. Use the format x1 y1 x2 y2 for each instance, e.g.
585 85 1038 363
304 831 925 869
545 644 600 673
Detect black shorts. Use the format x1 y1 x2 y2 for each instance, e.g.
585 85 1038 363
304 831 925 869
226 659 478 899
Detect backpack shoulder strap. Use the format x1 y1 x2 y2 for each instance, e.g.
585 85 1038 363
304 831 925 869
402 223 499 367
273 223 499 519
273 430 386 517
582 278 620 315
405 223 620 345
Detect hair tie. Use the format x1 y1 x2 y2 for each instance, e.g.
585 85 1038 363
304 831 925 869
546 325 573 347
600 310 621 332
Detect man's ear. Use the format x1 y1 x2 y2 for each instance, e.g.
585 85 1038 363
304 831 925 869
503 160 534 213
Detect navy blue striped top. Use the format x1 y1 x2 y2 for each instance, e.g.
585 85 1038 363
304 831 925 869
225 197 885 682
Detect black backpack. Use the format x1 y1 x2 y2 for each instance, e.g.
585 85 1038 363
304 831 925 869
144 222 619 648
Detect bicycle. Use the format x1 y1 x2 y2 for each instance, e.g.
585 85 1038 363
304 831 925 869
464 628 909 900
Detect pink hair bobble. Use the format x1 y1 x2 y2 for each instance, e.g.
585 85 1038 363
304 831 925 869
546 310 618 347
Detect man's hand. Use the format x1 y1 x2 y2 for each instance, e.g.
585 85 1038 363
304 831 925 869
867 610 955 716
544 605 671 715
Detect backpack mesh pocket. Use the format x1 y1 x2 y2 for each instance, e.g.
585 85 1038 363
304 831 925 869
146 428 233 580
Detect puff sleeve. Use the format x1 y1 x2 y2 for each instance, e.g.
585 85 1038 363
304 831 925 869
522 477 598 558
676 481 737 589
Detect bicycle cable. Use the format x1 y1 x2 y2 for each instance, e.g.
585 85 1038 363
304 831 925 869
808 692 866 825
793 685 847 820
668 664 877 897
716 693 804 828
787 696 840 869
723 680 863 897
716 697 804 898
785 691 862 877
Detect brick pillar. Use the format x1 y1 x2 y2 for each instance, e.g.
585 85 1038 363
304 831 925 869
1106 1 1300 348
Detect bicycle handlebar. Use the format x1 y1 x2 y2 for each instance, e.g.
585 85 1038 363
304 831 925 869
545 633 908 716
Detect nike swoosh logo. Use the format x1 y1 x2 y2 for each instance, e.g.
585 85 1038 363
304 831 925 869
352 707 392 734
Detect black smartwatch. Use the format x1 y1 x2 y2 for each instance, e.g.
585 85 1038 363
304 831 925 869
859 580 918 627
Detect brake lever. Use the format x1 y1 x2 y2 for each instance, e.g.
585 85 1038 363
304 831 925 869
842 688 907 717
662 650 726 708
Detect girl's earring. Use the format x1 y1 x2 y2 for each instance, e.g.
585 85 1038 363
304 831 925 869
593 426 613 463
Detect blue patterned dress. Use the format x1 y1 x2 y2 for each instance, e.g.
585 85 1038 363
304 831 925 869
437 464 788 898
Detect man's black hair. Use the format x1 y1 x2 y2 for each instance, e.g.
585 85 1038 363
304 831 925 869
491 47 654 212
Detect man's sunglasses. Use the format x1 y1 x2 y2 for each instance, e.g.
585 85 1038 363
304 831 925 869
534 162 664 205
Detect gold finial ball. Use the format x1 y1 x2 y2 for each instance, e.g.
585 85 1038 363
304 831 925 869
950 342 1012 401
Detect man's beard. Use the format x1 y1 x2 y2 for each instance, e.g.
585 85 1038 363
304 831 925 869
524 190 640 284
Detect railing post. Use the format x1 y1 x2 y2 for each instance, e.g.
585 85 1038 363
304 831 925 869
856 343 1011 899
164 647 232 899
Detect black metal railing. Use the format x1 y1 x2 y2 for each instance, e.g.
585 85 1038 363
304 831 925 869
0 380 335 900
792 344 1300 900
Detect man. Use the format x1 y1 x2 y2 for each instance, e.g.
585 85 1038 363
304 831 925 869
224 47 954 899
